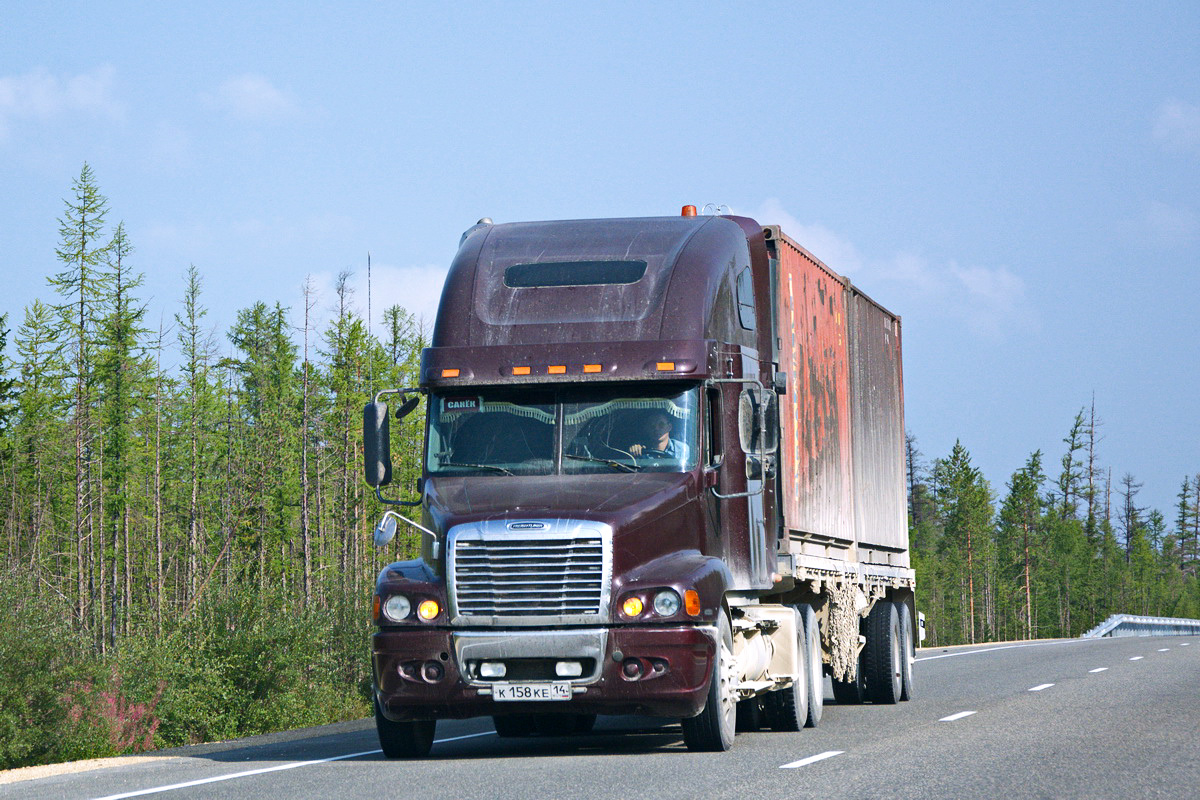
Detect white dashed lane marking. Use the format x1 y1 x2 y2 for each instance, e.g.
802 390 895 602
1029 683 1054 691
780 750 845 769
939 711 977 722
1130 656 1144 661
1089 667 1108 673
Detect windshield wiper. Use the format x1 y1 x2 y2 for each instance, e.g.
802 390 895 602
437 461 515 476
564 453 639 473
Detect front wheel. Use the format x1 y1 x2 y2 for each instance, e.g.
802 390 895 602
682 612 737 751
800 603 824 727
375 700 436 758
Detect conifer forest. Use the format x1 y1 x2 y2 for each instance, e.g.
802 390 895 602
1 166 1197 769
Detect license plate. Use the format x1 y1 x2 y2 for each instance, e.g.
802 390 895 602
492 682 571 702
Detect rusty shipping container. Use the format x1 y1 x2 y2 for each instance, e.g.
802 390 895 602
766 227 907 566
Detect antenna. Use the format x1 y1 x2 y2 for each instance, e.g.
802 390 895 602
367 251 373 393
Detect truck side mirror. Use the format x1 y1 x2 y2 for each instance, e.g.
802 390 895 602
363 402 393 487
396 394 421 420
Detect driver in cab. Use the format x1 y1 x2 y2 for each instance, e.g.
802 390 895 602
628 411 689 462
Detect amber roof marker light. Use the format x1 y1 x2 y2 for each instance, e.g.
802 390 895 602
681 205 697 217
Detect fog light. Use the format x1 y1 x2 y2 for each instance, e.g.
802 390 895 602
417 599 440 620
555 661 583 678
421 661 444 682
622 659 643 679
480 662 506 679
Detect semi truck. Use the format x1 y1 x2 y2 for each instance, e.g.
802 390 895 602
362 207 917 757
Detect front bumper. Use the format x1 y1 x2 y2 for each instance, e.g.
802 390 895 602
373 625 715 721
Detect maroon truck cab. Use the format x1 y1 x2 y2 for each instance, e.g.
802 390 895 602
365 214 780 745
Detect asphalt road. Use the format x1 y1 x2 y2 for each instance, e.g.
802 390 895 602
5 635 1197 800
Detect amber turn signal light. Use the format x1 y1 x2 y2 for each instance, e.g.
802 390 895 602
417 600 440 621
441 368 460 378
684 589 701 617
621 596 644 617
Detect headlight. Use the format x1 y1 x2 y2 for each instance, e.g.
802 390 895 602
653 589 681 617
382 594 412 622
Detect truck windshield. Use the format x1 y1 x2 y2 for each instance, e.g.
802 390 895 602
426 387 698 476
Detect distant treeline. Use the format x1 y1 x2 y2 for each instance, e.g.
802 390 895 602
908 414 1199 646
0 165 1197 769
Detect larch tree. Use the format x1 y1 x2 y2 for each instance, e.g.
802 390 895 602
48 162 111 638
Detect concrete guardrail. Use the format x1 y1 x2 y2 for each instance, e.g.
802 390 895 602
1081 614 1200 639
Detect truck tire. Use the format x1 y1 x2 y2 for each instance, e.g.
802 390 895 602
863 600 902 704
899 601 915 701
765 607 807 732
681 612 736 751
736 698 764 732
830 656 865 705
800 604 823 727
375 699 436 758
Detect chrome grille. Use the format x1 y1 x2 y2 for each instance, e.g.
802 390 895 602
448 521 612 624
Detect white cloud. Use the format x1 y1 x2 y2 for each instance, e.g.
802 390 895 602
214 74 297 121
948 262 1028 338
0 65 121 139
1153 99 1200 154
1120 201 1199 249
749 198 1033 340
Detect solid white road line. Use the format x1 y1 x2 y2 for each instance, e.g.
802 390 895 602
781 751 845 769
1089 667 1108 673
1029 683 1055 692
89 731 497 800
89 751 383 800
1130 656 1144 661
915 640 1082 662
939 711 977 722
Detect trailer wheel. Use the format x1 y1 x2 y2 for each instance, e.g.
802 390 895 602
863 600 902 704
375 699 436 758
830 656 865 705
682 612 736 751
800 604 824 727
898 602 915 701
765 607 807 732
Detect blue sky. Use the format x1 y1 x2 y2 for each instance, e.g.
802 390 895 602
2 2 1197 518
